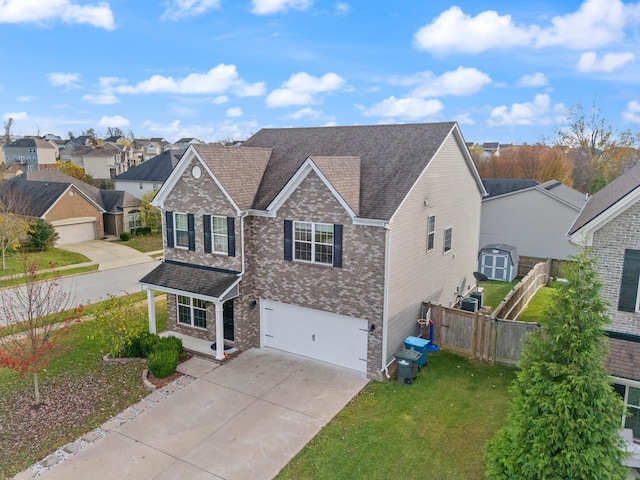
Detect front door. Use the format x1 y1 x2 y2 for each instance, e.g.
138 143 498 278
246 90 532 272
223 299 234 341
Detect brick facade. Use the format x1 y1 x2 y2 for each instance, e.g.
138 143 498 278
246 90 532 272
590 202 640 381
45 187 104 239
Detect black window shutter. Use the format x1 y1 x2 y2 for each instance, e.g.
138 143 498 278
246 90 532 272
333 224 343 268
203 215 212 253
284 220 293 261
187 213 195 251
618 249 640 312
165 211 174 248
227 217 236 257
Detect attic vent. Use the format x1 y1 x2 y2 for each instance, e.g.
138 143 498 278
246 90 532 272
544 181 561 190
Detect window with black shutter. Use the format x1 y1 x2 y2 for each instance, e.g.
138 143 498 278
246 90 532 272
618 249 640 312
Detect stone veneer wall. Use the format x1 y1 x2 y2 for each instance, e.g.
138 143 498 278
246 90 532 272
590 201 640 381
246 171 387 380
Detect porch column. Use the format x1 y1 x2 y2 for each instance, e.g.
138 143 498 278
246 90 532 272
215 301 224 360
146 288 156 334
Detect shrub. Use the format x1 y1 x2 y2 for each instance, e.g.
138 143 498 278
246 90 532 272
147 349 178 378
123 331 157 358
27 219 59 251
89 295 148 357
119 232 131 241
154 335 183 355
132 227 152 236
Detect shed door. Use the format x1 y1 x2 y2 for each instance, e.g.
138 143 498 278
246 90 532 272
261 300 368 372
481 252 509 281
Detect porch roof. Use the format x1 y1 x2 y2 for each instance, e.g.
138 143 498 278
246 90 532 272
139 260 240 302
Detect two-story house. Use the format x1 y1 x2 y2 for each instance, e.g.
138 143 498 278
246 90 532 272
569 163 640 439
114 149 184 199
3 137 58 170
140 123 486 381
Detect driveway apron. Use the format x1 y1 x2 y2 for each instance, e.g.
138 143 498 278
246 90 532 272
37 348 369 480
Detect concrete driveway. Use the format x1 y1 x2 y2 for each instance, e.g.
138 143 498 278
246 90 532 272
36 348 368 480
57 240 158 271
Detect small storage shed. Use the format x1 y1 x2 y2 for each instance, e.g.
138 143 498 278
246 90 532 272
478 244 519 282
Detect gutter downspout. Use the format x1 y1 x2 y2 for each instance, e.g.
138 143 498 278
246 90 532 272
382 223 391 379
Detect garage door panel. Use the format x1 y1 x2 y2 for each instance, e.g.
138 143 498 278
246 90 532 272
55 222 96 245
262 300 367 372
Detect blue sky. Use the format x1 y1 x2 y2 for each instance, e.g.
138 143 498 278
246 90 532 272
2 0 640 144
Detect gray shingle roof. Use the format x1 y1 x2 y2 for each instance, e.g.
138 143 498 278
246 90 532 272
139 261 239 299
568 163 640 235
538 180 586 210
115 149 184 183
242 122 460 220
481 178 539 198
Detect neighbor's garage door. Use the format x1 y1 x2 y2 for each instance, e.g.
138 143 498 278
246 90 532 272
261 300 368 372
55 222 96 245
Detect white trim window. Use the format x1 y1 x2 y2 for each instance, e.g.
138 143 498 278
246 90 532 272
212 215 228 254
444 226 453 253
174 212 189 248
128 209 142 230
294 221 333 265
613 377 640 441
427 215 435 252
177 295 207 329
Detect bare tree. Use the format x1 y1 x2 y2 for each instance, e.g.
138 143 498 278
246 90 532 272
0 252 80 405
3 117 13 145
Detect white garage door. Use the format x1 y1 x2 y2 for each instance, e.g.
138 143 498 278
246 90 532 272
55 222 96 245
261 300 368 372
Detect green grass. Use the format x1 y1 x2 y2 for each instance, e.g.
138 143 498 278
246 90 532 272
0 295 168 477
278 352 515 480
116 233 163 253
479 279 519 312
0 248 91 277
517 281 561 324
0 265 98 288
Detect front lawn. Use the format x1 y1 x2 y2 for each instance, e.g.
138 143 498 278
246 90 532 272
0 295 168 478
278 352 516 480
116 233 163 253
0 248 91 277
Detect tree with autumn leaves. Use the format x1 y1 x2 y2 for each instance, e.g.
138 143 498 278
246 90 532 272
0 252 82 406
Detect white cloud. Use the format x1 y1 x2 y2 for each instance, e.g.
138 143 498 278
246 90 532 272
413 0 636 54
161 0 220 21
455 113 475 125
17 95 36 102
98 115 129 128
266 72 345 107
516 72 549 87
488 94 553 126
363 96 444 119
140 118 258 143
289 107 322 119
3 112 28 121
0 0 115 29
114 65 264 97
576 51 635 72
401 67 491 97
413 6 534 54
212 95 229 104
623 100 640 123
47 72 81 88
251 0 312 15
335 2 350 15
226 107 243 117
82 93 119 105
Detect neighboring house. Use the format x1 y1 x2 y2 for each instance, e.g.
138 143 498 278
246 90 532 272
174 137 202 149
114 149 184 198
139 122 486 381
2 163 23 180
0 170 142 243
64 145 125 179
480 178 587 260
3 137 58 170
568 163 640 438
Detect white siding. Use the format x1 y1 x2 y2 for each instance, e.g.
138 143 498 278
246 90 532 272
386 133 483 363
480 190 580 260
114 180 158 199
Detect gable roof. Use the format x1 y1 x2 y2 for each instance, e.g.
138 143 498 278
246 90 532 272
0 170 140 216
191 144 272 211
569 163 640 236
115 149 184 183
311 156 361 214
243 122 481 220
4 137 55 150
537 180 586 210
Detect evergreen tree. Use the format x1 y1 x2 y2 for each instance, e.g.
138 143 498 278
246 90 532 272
485 249 627 479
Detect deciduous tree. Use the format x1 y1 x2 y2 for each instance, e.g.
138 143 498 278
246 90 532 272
56 160 90 183
485 249 627 479
0 253 82 405
140 191 161 233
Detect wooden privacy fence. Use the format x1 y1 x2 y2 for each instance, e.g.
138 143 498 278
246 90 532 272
492 260 551 321
423 303 540 366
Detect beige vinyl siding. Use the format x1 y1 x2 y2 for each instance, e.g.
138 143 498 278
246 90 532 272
480 189 580 260
386 133 483 363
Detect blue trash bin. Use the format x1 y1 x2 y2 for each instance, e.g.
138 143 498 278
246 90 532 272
404 336 430 368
